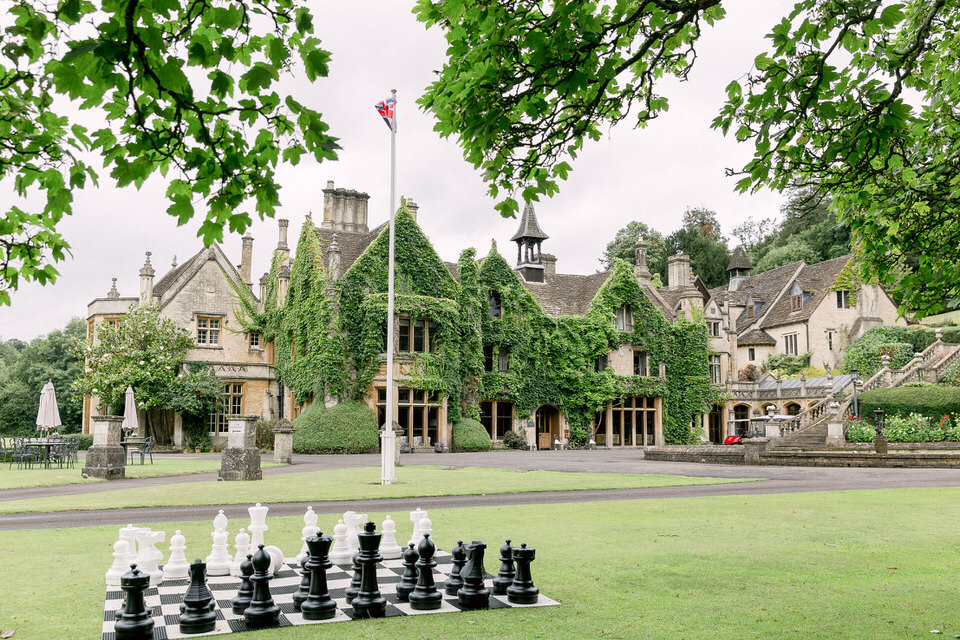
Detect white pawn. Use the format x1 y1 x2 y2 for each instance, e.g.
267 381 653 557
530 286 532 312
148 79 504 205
135 529 166 587
408 508 428 547
163 530 189 580
380 515 403 560
206 510 231 576
230 529 250 577
106 540 130 586
298 506 318 563
328 519 353 566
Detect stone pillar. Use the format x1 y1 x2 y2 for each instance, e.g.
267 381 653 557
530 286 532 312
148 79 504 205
743 437 771 465
605 403 613 449
654 397 665 447
220 416 262 481
83 415 125 480
525 419 536 451
271 420 294 464
825 401 844 447
873 408 888 455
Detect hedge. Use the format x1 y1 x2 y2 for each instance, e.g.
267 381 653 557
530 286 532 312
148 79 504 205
291 401 379 454
451 419 491 452
844 326 960 378
858 387 960 423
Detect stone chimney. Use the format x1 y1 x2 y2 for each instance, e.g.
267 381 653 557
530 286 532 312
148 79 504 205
405 197 419 222
240 233 253 286
139 252 155 302
541 253 557 278
321 180 370 234
634 236 652 286
327 234 342 280
277 219 289 252
667 253 694 289
277 264 290 306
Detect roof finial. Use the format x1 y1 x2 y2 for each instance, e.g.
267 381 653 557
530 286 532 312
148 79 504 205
171 255 177 268
107 277 120 299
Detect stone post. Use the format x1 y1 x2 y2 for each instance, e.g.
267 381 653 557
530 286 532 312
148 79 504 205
936 328 944 343
825 401 844 447
525 419 536 451
220 416 262 481
873 408 888 455
743 437 770 465
82 415 126 480
271 420 294 464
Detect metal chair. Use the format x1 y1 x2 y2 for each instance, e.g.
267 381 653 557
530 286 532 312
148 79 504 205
9 439 38 470
128 436 155 465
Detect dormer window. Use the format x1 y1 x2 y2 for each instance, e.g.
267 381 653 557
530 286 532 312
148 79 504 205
745 296 755 319
487 291 502 318
789 282 803 312
615 305 634 332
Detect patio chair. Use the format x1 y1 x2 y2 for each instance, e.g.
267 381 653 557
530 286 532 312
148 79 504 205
49 441 71 469
9 440 38 470
0 437 12 464
128 436 155 465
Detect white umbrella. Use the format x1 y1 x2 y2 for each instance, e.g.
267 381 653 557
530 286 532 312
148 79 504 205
121 386 139 434
36 380 62 434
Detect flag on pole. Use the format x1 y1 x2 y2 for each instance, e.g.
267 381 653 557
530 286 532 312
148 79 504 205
375 96 396 132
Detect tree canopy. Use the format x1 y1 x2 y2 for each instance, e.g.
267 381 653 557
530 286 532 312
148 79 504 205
663 208 730 289
417 0 959 315
599 220 666 273
1 0 336 304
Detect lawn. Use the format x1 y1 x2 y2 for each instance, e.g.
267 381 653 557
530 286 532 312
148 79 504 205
1 488 959 639
0 458 283 490
0 466 752 513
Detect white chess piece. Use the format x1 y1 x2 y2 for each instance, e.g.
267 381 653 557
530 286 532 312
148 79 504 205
263 545 285 576
106 540 130 586
408 508 428 547
328 519 353 566
343 512 366 552
206 510 231 576
380 515 403 560
163 530 189 580
248 503 269 548
135 529 166 587
298 506 318 563
230 529 250 577
417 517 433 547
118 524 145 567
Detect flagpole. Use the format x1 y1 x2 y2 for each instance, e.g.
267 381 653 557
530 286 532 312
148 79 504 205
381 89 398 486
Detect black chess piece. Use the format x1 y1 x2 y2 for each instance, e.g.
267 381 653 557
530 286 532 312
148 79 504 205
395 543 419 602
444 540 466 596
301 532 337 621
292 542 312 611
457 541 490 609
113 564 154 640
344 549 362 604
492 539 515 595
408 533 442 610
179 559 217 634
506 543 539 604
352 521 387 618
243 544 280 628
231 554 254 615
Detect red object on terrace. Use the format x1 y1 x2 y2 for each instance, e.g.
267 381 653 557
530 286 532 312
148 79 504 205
723 435 742 445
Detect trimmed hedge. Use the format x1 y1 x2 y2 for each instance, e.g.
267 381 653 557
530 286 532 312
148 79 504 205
451 419 491 452
858 387 960 423
845 326 960 378
292 401 379 454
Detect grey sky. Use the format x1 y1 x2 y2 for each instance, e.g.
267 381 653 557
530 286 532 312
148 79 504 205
0 1 794 341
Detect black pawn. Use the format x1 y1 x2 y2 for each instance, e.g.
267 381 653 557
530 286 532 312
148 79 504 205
114 564 154 640
352 521 387 618
179 559 217 634
408 533 442 610
292 543 313 611
301 532 337 621
444 540 466 596
457 541 490 609
231 554 254 614
506 543 539 604
395 543 419 602
344 549 362 604
243 544 280 628
492 539 515 595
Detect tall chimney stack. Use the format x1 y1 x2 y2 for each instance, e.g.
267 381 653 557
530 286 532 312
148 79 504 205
240 233 253 286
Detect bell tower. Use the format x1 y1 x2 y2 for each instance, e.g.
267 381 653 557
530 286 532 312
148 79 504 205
511 202 549 283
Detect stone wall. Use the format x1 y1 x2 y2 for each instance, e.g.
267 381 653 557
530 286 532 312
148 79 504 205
643 445 746 465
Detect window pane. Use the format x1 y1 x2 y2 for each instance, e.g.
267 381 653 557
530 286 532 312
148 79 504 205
413 389 424 404
413 320 425 352
399 319 410 352
496 402 513 439
399 388 410 404
484 345 494 372
413 406 425 442
480 402 493 437
498 347 509 373
377 388 387 404
427 407 439 446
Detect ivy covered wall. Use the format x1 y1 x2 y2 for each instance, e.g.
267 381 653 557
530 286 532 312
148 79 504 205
241 205 713 445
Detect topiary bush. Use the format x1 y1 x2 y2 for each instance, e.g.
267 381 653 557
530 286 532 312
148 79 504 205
502 429 527 450
858 387 960 425
451 419 491 452
292 401 379 454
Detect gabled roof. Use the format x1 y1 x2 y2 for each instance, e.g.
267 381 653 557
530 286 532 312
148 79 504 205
152 244 252 307
760 255 852 329
737 329 777 346
727 246 753 271
520 271 609 316
709 261 805 333
510 202 549 241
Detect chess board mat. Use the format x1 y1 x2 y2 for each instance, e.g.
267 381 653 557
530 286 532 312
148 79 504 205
102 553 559 639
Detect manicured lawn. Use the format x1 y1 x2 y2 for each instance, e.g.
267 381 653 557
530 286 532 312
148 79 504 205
2 489 959 639
0 466 752 513
0 458 284 490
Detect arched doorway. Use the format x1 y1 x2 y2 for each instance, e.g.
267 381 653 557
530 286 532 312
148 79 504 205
785 403 801 416
535 405 560 449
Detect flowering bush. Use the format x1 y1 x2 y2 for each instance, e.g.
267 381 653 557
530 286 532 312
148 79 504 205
847 413 959 443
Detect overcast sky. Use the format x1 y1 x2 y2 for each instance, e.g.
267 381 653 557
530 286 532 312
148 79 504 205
0 0 795 342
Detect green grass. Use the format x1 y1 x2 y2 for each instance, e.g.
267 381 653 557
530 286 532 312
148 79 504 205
2 489 960 639
0 466 751 513
0 458 283 490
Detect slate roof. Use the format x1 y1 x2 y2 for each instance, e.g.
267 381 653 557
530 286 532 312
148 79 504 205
316 224 382 272
151 244 250 304
510 202 549 241
709 261 805 333
737 329 777 346
152 259 192 298
727 246 753 271
520 271 609 316
760 255 852 329
757 374 853 393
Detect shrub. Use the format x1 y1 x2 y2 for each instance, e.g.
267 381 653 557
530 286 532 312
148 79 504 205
738 364 760 381
255 419 278 450
859 386 960 424
940 359 960 386
844 326 960 378
451 419 491 452
761 352 810 376
292 401 379 454
502 429 527 450
64 434 94 450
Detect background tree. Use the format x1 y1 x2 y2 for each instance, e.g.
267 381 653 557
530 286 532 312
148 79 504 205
662 208 731 289
599 221 666 273
74 303 222 440
0 319 84 434
0 0 337 304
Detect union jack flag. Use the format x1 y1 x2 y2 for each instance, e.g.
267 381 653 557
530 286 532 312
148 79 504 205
375 96 396 132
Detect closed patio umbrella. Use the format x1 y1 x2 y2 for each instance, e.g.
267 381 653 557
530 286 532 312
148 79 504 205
121 386 139 434
36 380 62 435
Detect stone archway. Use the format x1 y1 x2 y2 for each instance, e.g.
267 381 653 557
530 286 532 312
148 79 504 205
535 405 560 449
785 402 801 415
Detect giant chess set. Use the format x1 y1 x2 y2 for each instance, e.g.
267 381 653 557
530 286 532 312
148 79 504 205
102 504 558 639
